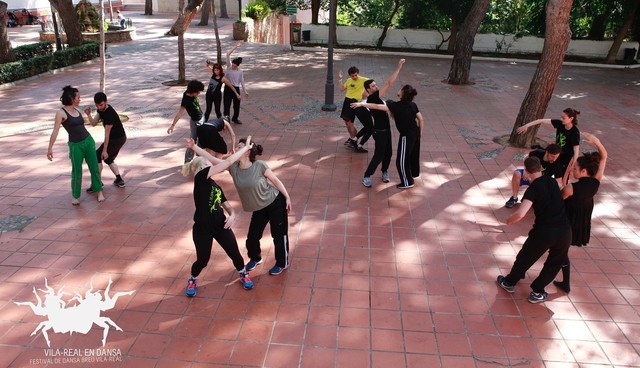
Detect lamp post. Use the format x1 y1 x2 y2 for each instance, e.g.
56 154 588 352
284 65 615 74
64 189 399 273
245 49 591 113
321 0 337 111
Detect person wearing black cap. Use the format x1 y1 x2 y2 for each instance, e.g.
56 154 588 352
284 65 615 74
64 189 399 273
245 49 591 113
223 42 249 124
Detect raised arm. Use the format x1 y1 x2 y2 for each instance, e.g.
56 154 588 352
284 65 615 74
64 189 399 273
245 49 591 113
186 136 253 176
516 118 553 135
338 70 346 92
350 101 389 112
223 120 237 153
226 42 242 61
582 132 607 181
83 107 100 126
379 58 405 97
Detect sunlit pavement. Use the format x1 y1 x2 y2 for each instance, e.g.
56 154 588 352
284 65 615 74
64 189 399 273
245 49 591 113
1 11 640 368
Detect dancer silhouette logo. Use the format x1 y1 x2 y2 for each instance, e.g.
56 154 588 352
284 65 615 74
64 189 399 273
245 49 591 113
14 277 135 347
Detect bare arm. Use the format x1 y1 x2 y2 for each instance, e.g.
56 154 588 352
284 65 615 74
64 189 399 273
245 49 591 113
516 118 552 135
83 107 100 126
379 58 405 97
338 70 346 92
186 136 252 175
416 111 424 136
582 132 607 181
561 183 574 199
47 110 65 161
506 199 533 224
167 106 186 134
264 168 291 213
351 101 390 112
240 71 248 97
222 76 241 99
101 125 112 161
227 41 242 59
221 201 237 229
223 120 237 153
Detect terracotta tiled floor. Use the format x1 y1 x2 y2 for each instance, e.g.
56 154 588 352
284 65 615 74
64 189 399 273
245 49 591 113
2 11 640 368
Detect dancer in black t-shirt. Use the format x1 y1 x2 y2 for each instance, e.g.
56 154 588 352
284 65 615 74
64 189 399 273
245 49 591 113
168 80 206 163
505 144 563 208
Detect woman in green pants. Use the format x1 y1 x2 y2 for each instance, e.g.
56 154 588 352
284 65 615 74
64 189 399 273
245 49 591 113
47 86 104 205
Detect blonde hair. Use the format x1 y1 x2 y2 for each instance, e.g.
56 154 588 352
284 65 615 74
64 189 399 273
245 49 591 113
182 156 207 176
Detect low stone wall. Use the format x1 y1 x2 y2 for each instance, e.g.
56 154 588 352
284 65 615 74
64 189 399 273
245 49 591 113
39 29 136 43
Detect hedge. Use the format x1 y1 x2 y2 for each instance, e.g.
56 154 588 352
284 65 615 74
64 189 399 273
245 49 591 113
0 41 102 85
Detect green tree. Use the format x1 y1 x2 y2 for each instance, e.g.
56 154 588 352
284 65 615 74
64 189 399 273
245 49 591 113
49 0 84 47
0 1 15 63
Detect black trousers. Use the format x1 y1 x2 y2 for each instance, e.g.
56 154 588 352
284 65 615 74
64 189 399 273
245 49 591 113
204 86 222 121
191 221 245 277
364 129 392 177
504 226 571 293
246 193 289 268
396 134 419 186
223 85 241 122
354 107 374 145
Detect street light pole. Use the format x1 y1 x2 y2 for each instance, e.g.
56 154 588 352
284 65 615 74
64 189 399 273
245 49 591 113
321 0 337 111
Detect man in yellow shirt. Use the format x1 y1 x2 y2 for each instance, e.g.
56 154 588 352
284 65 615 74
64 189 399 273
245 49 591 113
338 66 369 152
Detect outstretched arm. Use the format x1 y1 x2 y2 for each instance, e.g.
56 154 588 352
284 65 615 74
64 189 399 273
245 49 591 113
516 119 552 135
168 106 186 134
350 101 390 112
379 58 405 97
227 41 242 61
582 132 607 181
186 136 253 176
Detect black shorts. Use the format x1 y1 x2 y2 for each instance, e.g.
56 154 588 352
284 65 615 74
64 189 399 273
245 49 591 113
340 98 358 122
96 136 126 165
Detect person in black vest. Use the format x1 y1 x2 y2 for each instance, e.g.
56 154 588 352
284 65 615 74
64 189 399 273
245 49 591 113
497 156 571 303
84 92 127 188
167 80 205 163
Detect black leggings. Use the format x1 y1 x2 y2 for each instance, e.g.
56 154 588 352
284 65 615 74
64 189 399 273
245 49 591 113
204 86 222 121
396 134 420 186
354 107 374 145
364 130 392 177
191 221 245 277
223 85 241 122
246 193 289 268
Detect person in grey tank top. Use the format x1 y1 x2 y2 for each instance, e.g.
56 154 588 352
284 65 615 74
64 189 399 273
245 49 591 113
47 86 104 205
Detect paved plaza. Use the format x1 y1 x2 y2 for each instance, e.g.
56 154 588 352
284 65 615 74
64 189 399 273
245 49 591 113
1 12 640 368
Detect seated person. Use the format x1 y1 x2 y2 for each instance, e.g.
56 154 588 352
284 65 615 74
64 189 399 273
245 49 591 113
116 10 125 28
505 143 562 208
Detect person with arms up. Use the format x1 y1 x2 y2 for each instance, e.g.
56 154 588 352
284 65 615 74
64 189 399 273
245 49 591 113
338 66 370 151
224 42 249 124
84 92 127 188
204 60 240 122
497 156 571 303
47 86 104 205
167 80 205 163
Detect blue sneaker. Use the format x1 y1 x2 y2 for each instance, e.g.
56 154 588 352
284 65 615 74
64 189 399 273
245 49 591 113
268 264 288 275
185 278 197 297
245 258 263 271
240 273 254 290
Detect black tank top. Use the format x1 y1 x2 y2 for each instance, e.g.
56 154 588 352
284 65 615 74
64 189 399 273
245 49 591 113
61 107 89 143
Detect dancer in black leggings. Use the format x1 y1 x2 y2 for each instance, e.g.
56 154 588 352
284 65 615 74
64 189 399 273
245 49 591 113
203 60 240 122
497 156 571 303
182 136 255 296
223 42 249 124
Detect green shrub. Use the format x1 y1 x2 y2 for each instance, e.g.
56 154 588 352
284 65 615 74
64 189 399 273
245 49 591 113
245 0 271 21
13 41 54 60
0 41 101 84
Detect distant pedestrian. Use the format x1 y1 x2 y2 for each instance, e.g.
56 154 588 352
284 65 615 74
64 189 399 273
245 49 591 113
167 80 205 163
204 60 240 122
516 108 581 186
181 136 257 296
84 92 127 188
223 42 249 124
47 86 104 205
554 133 607 293
497 156 571 304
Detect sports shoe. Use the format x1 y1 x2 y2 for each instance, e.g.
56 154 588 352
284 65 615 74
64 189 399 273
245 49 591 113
496 275 515 293
381 171 390 183
528 291 548 303
113 177 125 188
354 146 368 153
245 258 263 271
362 176 372 188
268 264 288 275
505 196 518 208
185 278 197 297
396 183 414 189
553 280 571 293
239 273 254 290
344 138 357 149
232 119 242 124
86 182 104 193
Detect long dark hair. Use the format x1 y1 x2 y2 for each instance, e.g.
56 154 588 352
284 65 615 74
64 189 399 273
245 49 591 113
563 108 580 125
239 137 263 162
399 84 417 103
211 63 224 78
60 85 78 106
576 152 601 177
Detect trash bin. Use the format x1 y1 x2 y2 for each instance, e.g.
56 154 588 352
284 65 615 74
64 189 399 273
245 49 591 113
302 30 310 41
624 48 637 64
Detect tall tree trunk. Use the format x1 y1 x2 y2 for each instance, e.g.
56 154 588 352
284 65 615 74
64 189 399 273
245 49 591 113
605 0 640 64
178 0 186 83
376 0 400 48
199 0 211 25
145 0 153 15
167 0 204 36
212 0 222 64
446 0 491 85
220 0 228 18
0 1 16 63
447 18 458 53
49 0 84 47
509 0 574 148
311 0 320 24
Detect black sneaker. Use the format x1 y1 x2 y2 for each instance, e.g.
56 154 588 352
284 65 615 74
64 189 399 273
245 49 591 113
354 146 368 153
496 275 515 293
344 138 357 149
505 196 518 208
396 183 414 189
553 280 571 293
113 178 125 188
232 119 242 124
528 291 548 303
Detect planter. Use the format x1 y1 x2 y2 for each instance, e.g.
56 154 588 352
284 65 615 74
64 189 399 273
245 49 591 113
233 22 248 41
